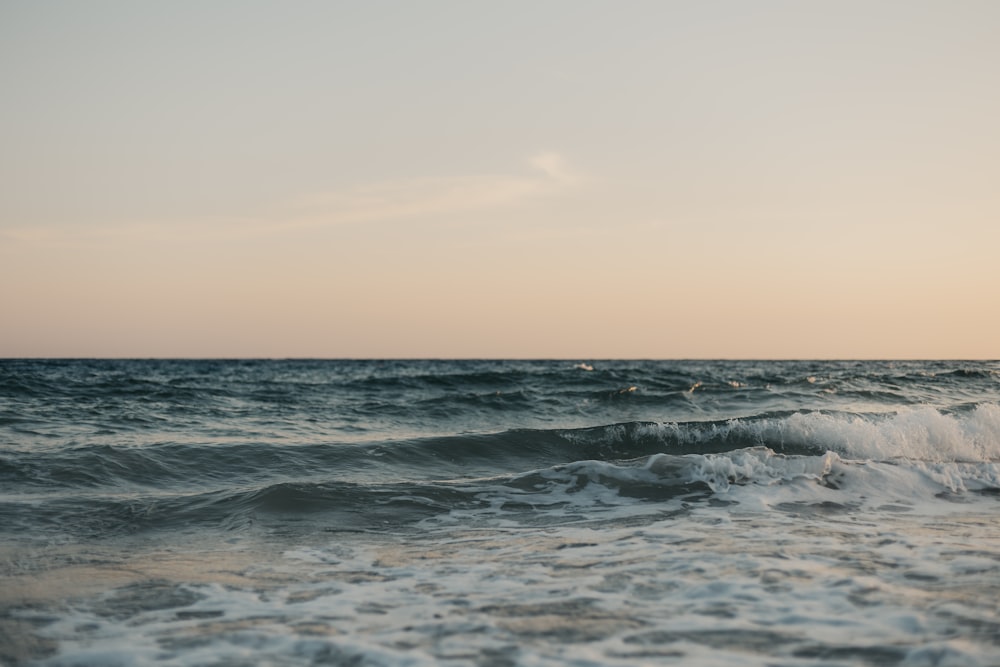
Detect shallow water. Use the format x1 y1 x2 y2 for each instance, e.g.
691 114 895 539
2 360 999 665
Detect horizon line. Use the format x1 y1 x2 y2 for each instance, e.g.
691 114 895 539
2 357 997 363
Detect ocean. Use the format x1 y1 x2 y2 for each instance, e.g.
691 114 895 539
1 359 999 666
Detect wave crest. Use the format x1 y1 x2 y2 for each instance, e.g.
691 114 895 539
556 403 1000 463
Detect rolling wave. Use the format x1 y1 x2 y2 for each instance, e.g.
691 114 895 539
3 404 998 540
5 447 998 540
4 405 998 493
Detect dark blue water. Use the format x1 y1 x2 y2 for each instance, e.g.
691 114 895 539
2 360 1000 666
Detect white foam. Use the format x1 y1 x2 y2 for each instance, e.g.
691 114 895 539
779 404 1000 463
651 448 836 493
27 500 1000 667
623 403 1000 464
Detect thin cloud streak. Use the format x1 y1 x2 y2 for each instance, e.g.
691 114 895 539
1 153 580 245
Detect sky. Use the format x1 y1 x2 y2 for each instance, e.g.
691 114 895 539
1 1 998 359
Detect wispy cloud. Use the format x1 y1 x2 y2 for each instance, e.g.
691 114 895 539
527 152 579 185
278 151 580 232
1 153 581 245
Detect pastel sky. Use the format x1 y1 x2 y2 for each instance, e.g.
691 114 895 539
2 1 998 358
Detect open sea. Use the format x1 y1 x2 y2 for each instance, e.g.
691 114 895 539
2 359 999 666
